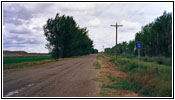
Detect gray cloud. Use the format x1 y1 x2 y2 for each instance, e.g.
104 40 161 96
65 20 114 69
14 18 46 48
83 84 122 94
9 28 32 34
32 26 42 31
3 36 42 49
3 3 33 25
2 2 173 53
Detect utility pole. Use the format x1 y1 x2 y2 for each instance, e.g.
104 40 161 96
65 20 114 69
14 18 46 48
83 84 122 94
102 45 104 53
111 23 123 60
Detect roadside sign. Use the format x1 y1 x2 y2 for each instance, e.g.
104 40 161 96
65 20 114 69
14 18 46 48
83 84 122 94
136 41 143 72
136 42 143 49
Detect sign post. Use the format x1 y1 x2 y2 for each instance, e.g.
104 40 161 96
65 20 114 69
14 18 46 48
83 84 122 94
136 42 143 72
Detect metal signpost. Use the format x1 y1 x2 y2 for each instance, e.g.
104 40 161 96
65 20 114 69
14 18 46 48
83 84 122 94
136 42 143 72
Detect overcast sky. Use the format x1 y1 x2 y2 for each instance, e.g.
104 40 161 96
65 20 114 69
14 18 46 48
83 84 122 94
3 2 173 53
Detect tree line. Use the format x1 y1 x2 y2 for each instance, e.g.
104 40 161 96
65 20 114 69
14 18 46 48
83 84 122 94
105 11 172 57
43 13 98 59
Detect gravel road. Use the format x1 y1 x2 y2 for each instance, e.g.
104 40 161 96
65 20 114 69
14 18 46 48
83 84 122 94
3 54 99 97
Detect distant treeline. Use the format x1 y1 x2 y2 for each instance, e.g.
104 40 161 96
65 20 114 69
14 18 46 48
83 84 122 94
3 50 49 57
44 13 98 59
105 11 172 57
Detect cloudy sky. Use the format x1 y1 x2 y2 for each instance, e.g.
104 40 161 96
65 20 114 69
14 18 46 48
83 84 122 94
3 2 173 53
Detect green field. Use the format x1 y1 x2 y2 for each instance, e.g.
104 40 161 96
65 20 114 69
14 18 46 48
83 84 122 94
3 56 55 70
3 56 53 64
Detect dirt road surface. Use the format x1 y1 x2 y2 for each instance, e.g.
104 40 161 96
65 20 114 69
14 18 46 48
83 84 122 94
3 54 99 97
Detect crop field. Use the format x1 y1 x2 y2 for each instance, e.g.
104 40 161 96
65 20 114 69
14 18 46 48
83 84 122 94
4 56 52 64
3 56 55 70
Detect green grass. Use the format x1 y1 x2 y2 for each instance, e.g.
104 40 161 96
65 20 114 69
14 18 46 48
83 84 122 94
107 75 119 82
3 56 55 70
108 56 172 97
104 74 140 90
120 53 172 66
93 61 101 69
102 79 141 91
140 56 172 66
96 55 100 60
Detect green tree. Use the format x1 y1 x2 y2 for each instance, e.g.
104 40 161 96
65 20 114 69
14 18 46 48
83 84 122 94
135 11 172 57
105 11 172 57
43 13 97 59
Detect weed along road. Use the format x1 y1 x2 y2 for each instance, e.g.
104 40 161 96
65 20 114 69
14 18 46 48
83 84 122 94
3 54 99 97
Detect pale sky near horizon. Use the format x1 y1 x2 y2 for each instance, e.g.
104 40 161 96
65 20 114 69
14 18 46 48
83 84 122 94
3 2 173 53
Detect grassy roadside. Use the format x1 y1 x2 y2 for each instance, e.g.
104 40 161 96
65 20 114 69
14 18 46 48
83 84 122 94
93 55 101 69
92 54 140 97
110 56 172 97
93 54 172 97
93 61 101 69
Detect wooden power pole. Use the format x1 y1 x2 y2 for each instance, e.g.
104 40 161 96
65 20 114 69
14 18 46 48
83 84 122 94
111 23 123 60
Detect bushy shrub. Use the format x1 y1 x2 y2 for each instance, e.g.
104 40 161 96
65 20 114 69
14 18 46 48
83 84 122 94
140 56 172 66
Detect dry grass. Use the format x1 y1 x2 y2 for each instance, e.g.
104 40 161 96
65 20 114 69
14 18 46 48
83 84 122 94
93 54 140 97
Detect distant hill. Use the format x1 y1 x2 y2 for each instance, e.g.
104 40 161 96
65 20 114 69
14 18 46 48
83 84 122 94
3 50 49 57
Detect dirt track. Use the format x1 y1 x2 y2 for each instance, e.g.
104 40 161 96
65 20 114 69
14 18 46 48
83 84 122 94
3 54 99 97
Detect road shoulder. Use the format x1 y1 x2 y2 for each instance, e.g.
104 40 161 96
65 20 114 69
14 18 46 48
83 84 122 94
92 54 141 97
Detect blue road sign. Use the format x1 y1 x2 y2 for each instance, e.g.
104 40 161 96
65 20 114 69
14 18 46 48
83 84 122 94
136 42 143 49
